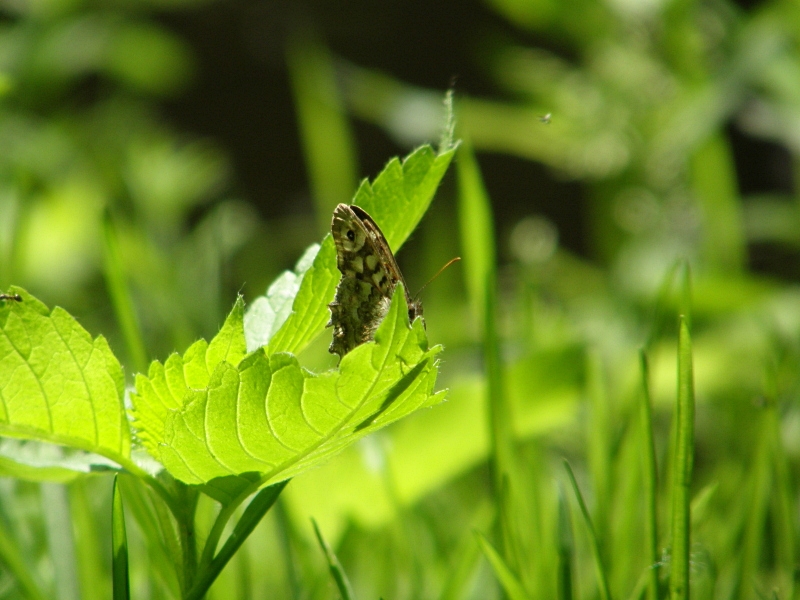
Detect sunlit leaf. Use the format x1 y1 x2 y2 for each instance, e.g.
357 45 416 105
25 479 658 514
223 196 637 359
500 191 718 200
264 144 456 356
0 288 130 466
133 284 443 485
244 243 319 352
131 297 247 459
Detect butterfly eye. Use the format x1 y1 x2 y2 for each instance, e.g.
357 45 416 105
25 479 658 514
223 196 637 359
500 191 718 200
347 230 355 241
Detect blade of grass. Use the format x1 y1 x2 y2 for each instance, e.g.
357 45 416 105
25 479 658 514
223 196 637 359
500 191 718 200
663 262 692 558
614 416 649 594
287 32 358 234
738 411 772 600
439 500 494 600
498 474 524 576
626 568 653 600
274 498 302 600
457 141 518 568
523 445 558 597
475 532 531 600
638 351 659 600
112 476 130 600
185 480 288 600
0 512 47 600
563 460 611 600
645 261 681 352
678 261 692 334
556 485 574 600
586 350 610 554
669 316 695 600
689 481 718 526
768 406 795 600
311 518 356 600
102 212 147 374
439 535 482 600
759 354 796 599
456 139 495 322
691 133 745 274
688 480 718 597
116 474 181 598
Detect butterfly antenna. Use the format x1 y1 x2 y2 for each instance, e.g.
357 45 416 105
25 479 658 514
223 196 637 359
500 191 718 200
414 257 461 298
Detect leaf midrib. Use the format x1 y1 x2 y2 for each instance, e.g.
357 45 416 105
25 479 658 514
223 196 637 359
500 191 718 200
249 310 406 487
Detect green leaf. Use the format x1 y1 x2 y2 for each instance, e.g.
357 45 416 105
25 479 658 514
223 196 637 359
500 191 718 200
265 144 456 356
134 284 442 485
131 297 247 459
0 287 130 467
132 144 454 486
199 473 264 506
244 244 319 352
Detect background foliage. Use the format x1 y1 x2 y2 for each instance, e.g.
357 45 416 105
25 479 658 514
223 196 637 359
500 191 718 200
2 0 800 598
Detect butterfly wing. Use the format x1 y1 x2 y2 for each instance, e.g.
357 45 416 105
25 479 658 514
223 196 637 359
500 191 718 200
328 204 416 357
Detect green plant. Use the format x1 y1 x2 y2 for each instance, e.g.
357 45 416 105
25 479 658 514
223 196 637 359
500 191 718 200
0 142 456 598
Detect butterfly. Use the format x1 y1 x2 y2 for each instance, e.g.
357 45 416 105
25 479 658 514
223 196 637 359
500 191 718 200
327 204 421 358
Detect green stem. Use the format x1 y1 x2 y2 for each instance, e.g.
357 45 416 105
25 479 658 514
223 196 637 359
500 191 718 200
197 475 280 576
669 317 695 600
175 485 199 592
185 481 288 600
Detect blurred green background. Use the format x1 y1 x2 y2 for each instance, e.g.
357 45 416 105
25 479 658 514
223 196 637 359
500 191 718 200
3 0 800 598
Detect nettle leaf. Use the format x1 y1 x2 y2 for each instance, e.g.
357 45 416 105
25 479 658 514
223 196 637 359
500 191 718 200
135 284 444 485
244 244 319 353
133 144 455 485
263 144 456 355
0 287 130 467
131 298 247 458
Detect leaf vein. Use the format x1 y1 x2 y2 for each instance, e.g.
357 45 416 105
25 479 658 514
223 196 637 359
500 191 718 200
51 318 99 446
0 317 53 433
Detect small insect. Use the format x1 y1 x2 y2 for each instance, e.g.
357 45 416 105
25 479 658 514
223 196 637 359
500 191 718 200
0 293 21 302
539 113 552 124
328 204 421 358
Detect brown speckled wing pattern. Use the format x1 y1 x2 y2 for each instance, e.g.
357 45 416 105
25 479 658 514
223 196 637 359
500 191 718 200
327 204 422 358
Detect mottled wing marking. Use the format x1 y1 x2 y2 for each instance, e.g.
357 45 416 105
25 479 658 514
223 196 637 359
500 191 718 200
328 204 422 358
